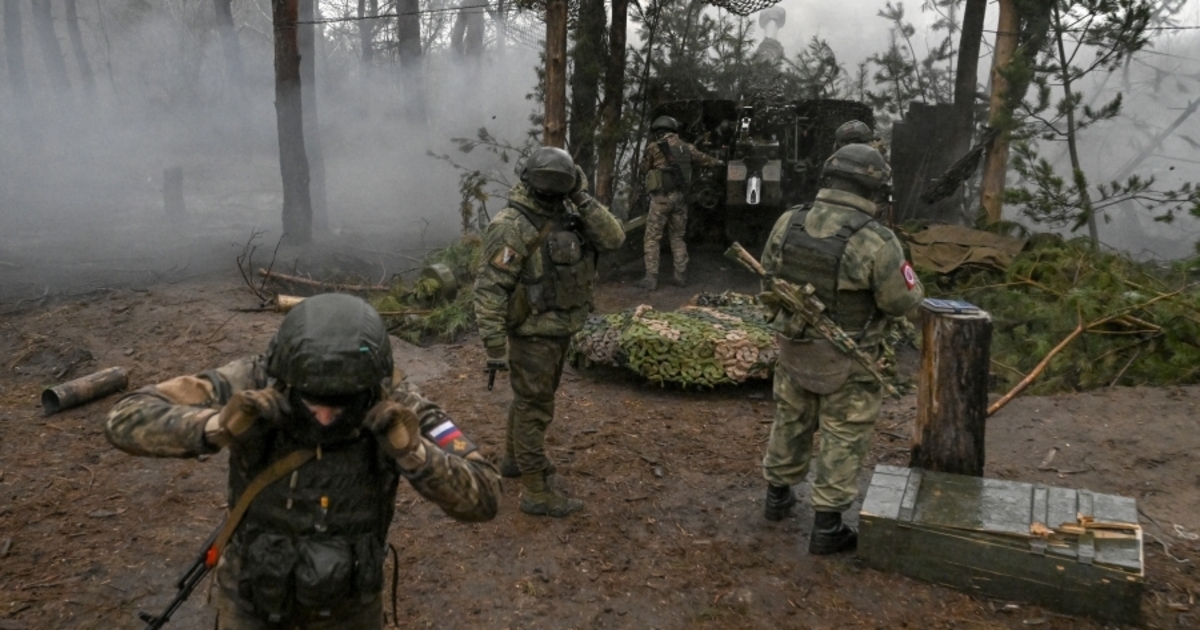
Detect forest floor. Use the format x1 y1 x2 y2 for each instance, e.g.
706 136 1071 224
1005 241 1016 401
1 243 1198 630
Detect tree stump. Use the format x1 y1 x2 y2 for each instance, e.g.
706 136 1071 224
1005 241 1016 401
910 306 992 476
163 166 185 220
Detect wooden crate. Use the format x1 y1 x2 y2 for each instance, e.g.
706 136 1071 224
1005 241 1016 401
859 465 1143 625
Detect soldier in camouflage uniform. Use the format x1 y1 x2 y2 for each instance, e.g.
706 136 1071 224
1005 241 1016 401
834 119 894 225
758 144 923 555
105 294 500 629
636 115 724 290
473 146 625 517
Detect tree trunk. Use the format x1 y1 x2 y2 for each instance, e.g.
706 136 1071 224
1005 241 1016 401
911 308 993 476
396 0 426 122
273 0 312 245
979 0 1018 224
300 0 327 234
952 0 986 155
63 0 94 98
1051 6 1096 248
543 0 568 147
214 0 245 94
595 0 628 205
30 0 71 100
568 0 606 179
4 0 31 105
357 0 376 66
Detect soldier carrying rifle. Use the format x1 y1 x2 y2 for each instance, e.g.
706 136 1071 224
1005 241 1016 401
754 144 923 554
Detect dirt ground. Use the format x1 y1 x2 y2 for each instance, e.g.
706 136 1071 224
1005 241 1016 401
1 244 1198 630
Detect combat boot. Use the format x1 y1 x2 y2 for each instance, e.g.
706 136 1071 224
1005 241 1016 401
763 483 797 521
634 274 658 291
809 511 857 555
500 456 554 479
520 473 583 517
670 270 688 287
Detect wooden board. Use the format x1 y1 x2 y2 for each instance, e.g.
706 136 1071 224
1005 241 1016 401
859 465 1143 624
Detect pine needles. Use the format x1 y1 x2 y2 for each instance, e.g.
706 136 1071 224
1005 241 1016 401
371 237 482 345
924 235 1200 395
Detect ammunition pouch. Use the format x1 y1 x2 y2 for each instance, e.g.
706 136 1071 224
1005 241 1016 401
510 203 597 317
776 335 853 395
238 531 384 621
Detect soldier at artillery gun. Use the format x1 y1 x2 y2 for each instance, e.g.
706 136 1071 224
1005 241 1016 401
636 115 725 291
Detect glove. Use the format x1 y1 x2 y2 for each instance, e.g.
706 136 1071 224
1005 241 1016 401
486 344 509 372
569 165 590 206
205 388 288 449
365 400 424 465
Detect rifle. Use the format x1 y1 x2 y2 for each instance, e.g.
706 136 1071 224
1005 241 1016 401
724 242 896 396
138 523 221 630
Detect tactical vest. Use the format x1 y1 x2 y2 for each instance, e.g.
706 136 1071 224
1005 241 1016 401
228 425 400 622
777 207 877 331
510 201 597 314
652 137 692 194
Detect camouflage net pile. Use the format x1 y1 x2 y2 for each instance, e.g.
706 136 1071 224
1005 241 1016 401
707 0 783 17
570 292 778 388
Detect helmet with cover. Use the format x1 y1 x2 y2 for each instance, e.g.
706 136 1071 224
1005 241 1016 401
265 293 393 398
821 143 890 192
520 146 577 197
650 115 679 134
834 120 873 148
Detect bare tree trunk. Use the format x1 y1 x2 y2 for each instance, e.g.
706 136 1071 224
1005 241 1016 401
357 0 377 66
595 0 627 205
273 0 312 245
214 0 246 94
4 0 32 104
30 0 71 100
543 0 568 147
568 0 606 180
979 0 1018 224
952 0 986 153
300 0 327 234
63 0 94 99
1051 6 1097 248
396 0 426 122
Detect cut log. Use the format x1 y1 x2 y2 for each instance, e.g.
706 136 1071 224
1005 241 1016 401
911 306 992 476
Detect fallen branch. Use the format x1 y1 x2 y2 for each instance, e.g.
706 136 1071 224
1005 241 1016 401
258 269 391 293
988 322 1085 416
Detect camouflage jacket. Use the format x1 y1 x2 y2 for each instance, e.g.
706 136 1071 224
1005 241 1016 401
761 187 923 344
640 132 721 184
473 182 625 347
105 356 501 523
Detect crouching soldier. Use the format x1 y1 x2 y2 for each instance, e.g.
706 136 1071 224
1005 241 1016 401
105 293 500 629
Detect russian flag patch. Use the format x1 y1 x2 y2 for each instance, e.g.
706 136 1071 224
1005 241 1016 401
428 419 476 455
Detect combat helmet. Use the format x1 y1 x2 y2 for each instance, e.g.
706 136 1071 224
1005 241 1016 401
520 146 577 196
650 115 679 134
834 120 873 148
265 293 393 397
822 144 890 192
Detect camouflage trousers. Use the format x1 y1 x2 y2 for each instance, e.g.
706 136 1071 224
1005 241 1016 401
761 361 883 512
643 191 688 276
506 334 571 474
213 585 383 629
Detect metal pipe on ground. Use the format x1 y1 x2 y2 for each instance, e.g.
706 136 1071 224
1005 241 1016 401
42 366 129 415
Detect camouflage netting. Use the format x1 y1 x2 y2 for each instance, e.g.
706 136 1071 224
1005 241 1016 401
707 0 783 17
570 292 779 388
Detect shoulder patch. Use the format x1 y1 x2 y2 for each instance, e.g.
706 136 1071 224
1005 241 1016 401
490 246 522 272
428 420 478 456
901 261 917 290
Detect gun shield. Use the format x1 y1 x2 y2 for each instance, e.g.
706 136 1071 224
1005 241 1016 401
42 366 129 415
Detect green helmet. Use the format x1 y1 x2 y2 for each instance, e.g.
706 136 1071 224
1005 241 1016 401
822 144 890 192
520 146 577 196
265 293 393 397
834 120 873 147
651 115 679 134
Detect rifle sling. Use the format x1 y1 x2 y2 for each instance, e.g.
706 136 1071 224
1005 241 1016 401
207 448 317 567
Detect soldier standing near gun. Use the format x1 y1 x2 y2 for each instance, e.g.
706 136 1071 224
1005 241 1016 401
105 293 500 629
757 144 923 554
474 146 625 517
635 115 724 291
